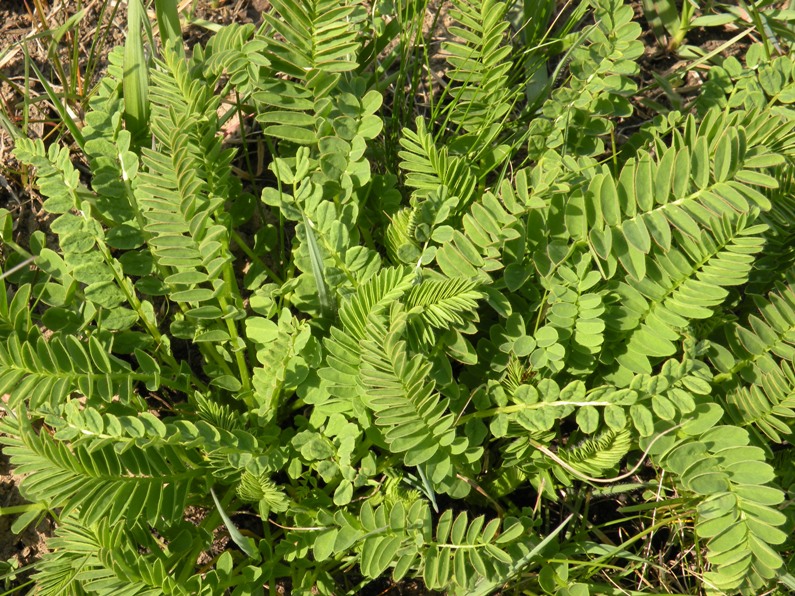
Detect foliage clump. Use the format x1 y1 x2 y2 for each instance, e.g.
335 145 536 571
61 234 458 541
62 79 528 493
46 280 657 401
2 0 795 594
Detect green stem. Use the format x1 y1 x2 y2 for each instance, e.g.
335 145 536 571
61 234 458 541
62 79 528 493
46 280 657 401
218 295 251 393
457 400 612 425
218 231 252 392
0 503 44 516
231 231 283 284
1 239 33 261
93 176 227 385
670 1 694 51
96 240 178 364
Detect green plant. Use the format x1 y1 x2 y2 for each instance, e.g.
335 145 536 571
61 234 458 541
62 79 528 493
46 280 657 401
642 0 795 56
2 0 795 595
641 0 698 52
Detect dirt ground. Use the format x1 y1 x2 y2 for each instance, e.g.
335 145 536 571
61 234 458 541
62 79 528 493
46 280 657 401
0 449 54 586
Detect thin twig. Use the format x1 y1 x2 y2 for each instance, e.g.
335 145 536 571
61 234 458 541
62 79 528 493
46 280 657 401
0 256 35 280
529 423 685 485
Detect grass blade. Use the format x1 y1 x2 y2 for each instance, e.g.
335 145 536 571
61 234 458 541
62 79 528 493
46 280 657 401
210 488 261 560
153 0 184 58
470 514 574 596
302 214 333 319
26 57 84 150
123 0 150 141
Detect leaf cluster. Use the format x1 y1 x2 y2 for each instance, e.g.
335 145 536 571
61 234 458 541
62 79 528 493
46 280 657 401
2 1 795 595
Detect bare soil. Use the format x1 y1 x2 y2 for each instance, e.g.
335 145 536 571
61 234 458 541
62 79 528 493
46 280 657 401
0 447 54 584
